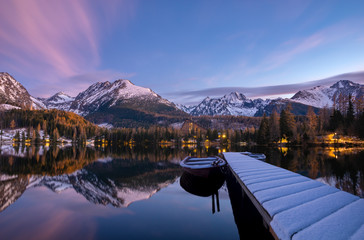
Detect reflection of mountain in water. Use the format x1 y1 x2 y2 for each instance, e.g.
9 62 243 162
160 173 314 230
0 174 39 212
0 151 182 211
34 160 181 208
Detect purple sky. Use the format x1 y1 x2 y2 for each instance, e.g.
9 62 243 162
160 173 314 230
0 0 363 104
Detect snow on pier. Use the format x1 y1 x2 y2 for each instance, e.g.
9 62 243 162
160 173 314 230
223 152 364 240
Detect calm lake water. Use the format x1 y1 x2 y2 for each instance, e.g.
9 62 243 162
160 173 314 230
0 145 363 239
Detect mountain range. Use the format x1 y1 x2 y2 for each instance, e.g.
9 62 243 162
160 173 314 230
291 80 364 108
0 72 186 127
1 72 363 126
177 80 364 117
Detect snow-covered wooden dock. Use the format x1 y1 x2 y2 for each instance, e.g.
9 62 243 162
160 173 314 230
223 152 364 240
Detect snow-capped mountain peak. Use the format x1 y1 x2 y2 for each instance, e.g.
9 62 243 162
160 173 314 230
186 92 270 116
330 80 359 89
1 72 184 125
41 92 75 111
0 72 44 109
111 79 158 99
222 92 247 102
291 80 364 108
68 79 177 116
47 92 74 103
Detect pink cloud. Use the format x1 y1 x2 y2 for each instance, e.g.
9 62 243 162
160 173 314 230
0 0 98 76
0 0 136 96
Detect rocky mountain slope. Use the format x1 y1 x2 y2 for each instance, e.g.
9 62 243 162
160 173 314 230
40 92 74 111
178 92 316 116
0 72 44 109
188 92 270 117
68 79 181 117
0 73 186 127
177 80 363 116
68 79 186 127
291 80 364 108
1 71 363 120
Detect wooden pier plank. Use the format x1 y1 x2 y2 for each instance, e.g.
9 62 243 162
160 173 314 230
254 180 324 203
262 185 338 216
223 152 364 240
240 171 293 180
292 199 364 240
247 176 309 194
244 173 302 185
270 191 358 239
350 223 364 240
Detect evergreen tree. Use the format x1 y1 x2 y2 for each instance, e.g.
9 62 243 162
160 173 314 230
354 96 364 117
31 129 36 143
22 131 26 144
35 129 41 144
10 120 16 129
212 130 218 140
346 94 355 134
318 106 330 134
52 128 60 143
42 120 47 135
269 111 280 143
257 114 269 144
14 131 20 142
305 107 317 142
280 104 296 143
72 128 77 143
357 111 364 139
329 109 344 131
79 126 87 145
27 127 31 140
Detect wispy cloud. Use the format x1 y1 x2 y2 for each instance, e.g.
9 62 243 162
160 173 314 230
0 0 98 76
165 71 364 105
263 34 323 71
189 17 364 90
0 0 136 96
261 18 363 71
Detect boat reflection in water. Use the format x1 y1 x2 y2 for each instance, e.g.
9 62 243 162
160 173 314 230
180 170 225 214
179 155 274 238
179 156 227 214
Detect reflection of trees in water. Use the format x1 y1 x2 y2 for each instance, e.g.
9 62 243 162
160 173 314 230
259 147 364 198
307 148 319 179
319 152 364 197
96 145 220 163
0 145 219 177
85 157 182 190
228 145 364 197
0 147 103 176
0 145 191 210
1 144 362 212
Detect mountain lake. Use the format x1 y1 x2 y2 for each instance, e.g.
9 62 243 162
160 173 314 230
0 145 363 239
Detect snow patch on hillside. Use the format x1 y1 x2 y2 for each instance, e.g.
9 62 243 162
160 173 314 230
0 104 21 111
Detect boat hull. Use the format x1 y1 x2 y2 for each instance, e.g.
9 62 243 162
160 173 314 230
180 170 225 197
180 156 226 178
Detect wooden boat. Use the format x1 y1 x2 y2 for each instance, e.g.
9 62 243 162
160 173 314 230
179 156 226 178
